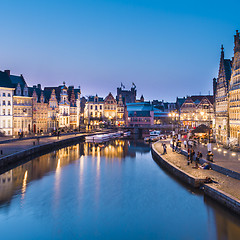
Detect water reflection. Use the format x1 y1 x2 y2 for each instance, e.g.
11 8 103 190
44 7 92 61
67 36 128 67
0 140 239 240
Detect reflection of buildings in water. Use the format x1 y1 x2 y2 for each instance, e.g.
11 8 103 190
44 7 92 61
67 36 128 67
0 143 82 206
205 196 240 240
0 170 13 204
85 140 128 160
21 170 28 200
215 213 240 240
0 140 149 206
127 141 151 158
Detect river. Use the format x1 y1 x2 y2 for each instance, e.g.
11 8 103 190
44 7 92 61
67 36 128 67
0 140 239 240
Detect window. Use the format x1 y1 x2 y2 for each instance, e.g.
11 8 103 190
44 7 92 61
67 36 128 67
3 109 5 115
3 120 5 128
8 101 10 106
8 109 10 115
2 93 5 97
95 106 97 110
3 100 5 105
90 105 93 110
8 93 10 97
100 105 102 110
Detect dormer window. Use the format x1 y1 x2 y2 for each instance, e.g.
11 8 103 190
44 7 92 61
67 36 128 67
24 86 28 96
16 84 21 96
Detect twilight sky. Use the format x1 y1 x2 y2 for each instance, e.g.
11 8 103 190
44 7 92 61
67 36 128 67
0 0 240 101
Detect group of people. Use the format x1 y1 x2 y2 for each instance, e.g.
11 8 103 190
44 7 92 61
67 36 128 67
170 138 182 153
187 148 203 168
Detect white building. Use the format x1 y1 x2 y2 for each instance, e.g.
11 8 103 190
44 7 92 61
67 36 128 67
84 95 104 126
0 71 15 136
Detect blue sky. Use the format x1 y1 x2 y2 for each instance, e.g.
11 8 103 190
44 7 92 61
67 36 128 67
0 0 239 101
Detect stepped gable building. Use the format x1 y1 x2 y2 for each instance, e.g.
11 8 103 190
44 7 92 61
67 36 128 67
28 84 48 133
214 46 232 145
44 84 81 130
229 30 240 145
0 71 15 135
116 83 136 104
8 71 33 136
104 92 117 124
116 94 126 126
180 95 214 129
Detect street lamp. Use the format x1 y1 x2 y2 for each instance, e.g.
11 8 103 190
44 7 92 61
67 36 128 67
168 111 179 134
200 110 211 143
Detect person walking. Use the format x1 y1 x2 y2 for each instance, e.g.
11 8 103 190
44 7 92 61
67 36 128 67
187 148 190 165
163 143 167 154
196 151 200 168
184 140 187 148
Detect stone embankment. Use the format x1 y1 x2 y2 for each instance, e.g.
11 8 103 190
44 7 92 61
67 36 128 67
151 141 240 215
0 131 108 170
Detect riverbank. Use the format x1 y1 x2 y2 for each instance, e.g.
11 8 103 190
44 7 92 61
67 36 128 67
0 131 111 172
151 140 240 215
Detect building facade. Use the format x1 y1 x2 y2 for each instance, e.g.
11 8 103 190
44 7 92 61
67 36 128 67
117 83 136 104
126 102 154 127
180 96 214 129
0 71 15 136
214 46 232 145
104 92 117 125
116 94 126 126
10 73 32 136
84 95 104 127
229 30 240 145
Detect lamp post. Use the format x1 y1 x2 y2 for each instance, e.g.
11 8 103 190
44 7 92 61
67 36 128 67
200 110 211 143
168 111 179 134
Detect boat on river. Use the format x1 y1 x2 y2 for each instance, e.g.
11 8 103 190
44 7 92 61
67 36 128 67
85 131 124 143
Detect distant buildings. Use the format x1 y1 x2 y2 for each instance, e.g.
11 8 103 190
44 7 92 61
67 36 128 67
126 102 154 127
117 83 136 104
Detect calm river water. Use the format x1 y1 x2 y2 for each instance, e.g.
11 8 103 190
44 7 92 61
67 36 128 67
0 140 240 240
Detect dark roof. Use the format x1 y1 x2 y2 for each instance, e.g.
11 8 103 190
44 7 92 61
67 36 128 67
128 111 151 117
44 86 80 103
0 71 15 88
88 96 104 102
224 59 232 83
10 75 26 89
188 95 214 105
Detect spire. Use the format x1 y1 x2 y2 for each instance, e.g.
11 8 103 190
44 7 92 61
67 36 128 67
220 44 225 63
234 30 240 53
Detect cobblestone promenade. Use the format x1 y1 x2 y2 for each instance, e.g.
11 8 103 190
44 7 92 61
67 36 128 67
0 132 101 158
154 140 240 201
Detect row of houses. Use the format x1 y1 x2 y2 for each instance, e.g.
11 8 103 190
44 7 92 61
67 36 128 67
0 70 81 135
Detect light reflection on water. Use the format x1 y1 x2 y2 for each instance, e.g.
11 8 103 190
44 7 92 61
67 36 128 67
0 140 239 240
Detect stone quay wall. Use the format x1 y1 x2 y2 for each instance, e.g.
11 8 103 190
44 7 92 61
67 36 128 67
152 142 240 216
151 144 206 188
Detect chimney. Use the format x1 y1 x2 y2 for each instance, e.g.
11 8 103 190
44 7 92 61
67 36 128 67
4 70 10 76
